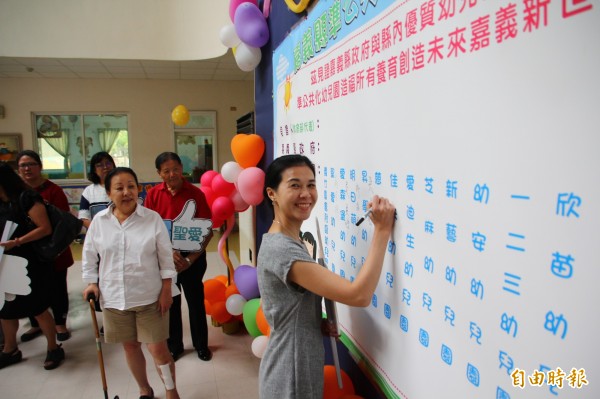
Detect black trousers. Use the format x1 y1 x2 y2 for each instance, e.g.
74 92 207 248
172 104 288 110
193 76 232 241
168 253 209 352
30 268 69 327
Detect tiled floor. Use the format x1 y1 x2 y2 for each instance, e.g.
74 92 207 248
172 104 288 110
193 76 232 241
0 237 261 399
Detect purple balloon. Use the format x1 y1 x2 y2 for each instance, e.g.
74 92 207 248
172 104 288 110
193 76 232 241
234 265 260 300
234 2 270 48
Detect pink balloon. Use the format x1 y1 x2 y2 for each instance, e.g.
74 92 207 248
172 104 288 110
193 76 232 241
234 3 270 48
229 0 258 21
200 170 219 188
211 173 236 197
237 167 265 206
200 186 217 207
229 189 250 212
212 196 235 221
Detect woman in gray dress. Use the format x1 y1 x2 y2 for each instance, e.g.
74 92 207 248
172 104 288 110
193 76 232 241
257 154 396 399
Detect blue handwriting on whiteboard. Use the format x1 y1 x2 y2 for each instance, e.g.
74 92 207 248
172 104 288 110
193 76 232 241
470 278 484 300
467 363 480 387
544 311 568 339
499 351 515 375
406 174 415 190
506 232 526 252
423 293 432 311
425 220 434 234
551 252 574 279
556 192 581 217
406 233 415 249
444 306 455 326
469 322 482 345
445 266 457 286
496 386 511 399
472 232 486 251
386 272 394 287
424 256 434 273
419 328 429 347
474 183 490 204
441 344 453 365
400 315 408 332
403 262 413 278
388 240 396 255
425 177 434 194
390 173 398 188
502 272 521 296
446 223 457 242
402 289 411 305
375 171 382 185
407 204 415 220
384 303 391 319
500 313 518 338
446 180 458 199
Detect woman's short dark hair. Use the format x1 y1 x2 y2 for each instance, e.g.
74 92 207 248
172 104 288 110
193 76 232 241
0 163 29 202
88 152 115 184
154 152 182 170
16 150 42 167
263 154 316 211
104 167 139 192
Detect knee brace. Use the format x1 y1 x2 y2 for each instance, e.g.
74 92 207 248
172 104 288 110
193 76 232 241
159 363 175 390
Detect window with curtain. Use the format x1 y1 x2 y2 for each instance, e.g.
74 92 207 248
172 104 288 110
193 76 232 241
33 113 129 181
173 111 217 183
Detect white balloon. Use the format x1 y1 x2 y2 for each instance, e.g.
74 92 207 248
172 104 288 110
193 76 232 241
221 161 243 183
251 335 269 358
225 294 247 316
219 24 241 48
234 42 262 72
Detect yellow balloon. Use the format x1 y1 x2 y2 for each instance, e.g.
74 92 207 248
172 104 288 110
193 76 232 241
232 46 237 56
171 104 190 126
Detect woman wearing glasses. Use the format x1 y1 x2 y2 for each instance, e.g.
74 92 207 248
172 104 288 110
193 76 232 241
0 163 65 370
79 151 115 228
16 150 75 343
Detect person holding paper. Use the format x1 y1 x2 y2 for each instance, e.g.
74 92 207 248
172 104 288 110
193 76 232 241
0 163 65 370
82 167 180 399
16 149 74 343
257 154 396 399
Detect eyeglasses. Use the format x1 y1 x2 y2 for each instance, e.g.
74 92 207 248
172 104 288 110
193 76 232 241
95 161 114 169
18 162 40 169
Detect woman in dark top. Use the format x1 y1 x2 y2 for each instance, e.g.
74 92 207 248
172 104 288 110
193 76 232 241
0 163 65 370
17 150 74 342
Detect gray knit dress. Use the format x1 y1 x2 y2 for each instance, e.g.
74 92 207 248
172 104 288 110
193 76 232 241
257 233 324 399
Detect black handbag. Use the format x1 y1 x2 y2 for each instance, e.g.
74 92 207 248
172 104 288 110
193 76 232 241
20 193 83 262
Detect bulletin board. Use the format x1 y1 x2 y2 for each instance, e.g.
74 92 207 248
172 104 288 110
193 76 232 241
272 1 598 398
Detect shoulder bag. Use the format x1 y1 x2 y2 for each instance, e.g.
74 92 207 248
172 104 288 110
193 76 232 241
20 193 83 262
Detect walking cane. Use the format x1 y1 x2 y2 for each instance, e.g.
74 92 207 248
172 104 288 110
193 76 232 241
87 295 119 399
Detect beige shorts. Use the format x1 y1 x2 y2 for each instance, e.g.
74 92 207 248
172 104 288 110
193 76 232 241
102 302 169 344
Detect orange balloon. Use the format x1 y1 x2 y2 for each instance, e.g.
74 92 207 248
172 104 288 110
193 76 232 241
225 283 240 298
323 365 355 399
211 301 233 324
231 134 265 168
256 305 270 336
204 299 213 316
215 274 229 285
204 278 226 303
